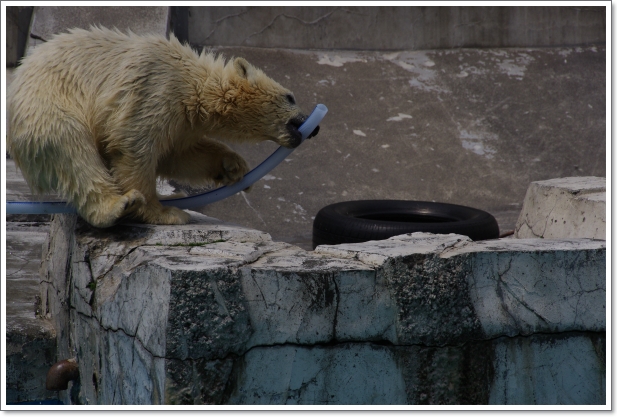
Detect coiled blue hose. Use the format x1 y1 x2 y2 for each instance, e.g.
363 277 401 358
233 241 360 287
6 104 328 214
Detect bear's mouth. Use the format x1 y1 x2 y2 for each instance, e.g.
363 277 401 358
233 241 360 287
284 114 320 148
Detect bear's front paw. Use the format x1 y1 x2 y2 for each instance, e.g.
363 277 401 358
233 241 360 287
216 153 250 186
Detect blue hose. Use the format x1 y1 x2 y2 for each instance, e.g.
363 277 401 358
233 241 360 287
6 104 328 215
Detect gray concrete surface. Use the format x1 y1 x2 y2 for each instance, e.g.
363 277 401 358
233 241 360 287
188 6 606 50
185 6 606 249
186 44 606 249
41 212 606 405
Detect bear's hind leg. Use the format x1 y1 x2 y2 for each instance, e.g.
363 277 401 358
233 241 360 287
9 123 146 228
157 137 251 190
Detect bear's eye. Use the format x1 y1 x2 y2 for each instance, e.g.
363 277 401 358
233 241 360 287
285 94 296 105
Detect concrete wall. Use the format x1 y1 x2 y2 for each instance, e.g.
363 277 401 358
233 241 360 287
25 6 170 53
187 6 606 50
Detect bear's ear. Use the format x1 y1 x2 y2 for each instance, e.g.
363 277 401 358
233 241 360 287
233 57 255 80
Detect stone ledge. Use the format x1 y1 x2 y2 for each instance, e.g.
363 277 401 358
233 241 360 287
316 233 605 343
41 211 606 404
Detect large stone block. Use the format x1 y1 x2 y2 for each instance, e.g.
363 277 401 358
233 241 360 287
514 177 606 240
227 343 408 405
489 333 605 405
225 333 605 405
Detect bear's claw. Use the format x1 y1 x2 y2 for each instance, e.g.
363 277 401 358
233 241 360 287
122 189 146 211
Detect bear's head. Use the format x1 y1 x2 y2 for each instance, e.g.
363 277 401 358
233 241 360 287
199 57 319 148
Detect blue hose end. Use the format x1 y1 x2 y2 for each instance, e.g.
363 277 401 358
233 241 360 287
299 104 328 140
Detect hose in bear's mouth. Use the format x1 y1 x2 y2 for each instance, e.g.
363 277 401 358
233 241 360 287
6 104 328 214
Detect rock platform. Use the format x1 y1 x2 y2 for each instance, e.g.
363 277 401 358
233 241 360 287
39 211 605 405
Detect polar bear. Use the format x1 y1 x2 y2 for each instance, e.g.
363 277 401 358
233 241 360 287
7 27 319 228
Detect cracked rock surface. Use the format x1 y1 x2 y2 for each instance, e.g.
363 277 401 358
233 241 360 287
42 211 605 405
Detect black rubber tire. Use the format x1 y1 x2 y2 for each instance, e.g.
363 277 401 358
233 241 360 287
312 200 499 249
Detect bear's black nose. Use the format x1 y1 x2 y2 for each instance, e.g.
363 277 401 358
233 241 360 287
288 115 306 130
286 114 320 146
285 115 305 148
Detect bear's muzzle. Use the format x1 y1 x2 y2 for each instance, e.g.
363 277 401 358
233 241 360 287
285 114 320 148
